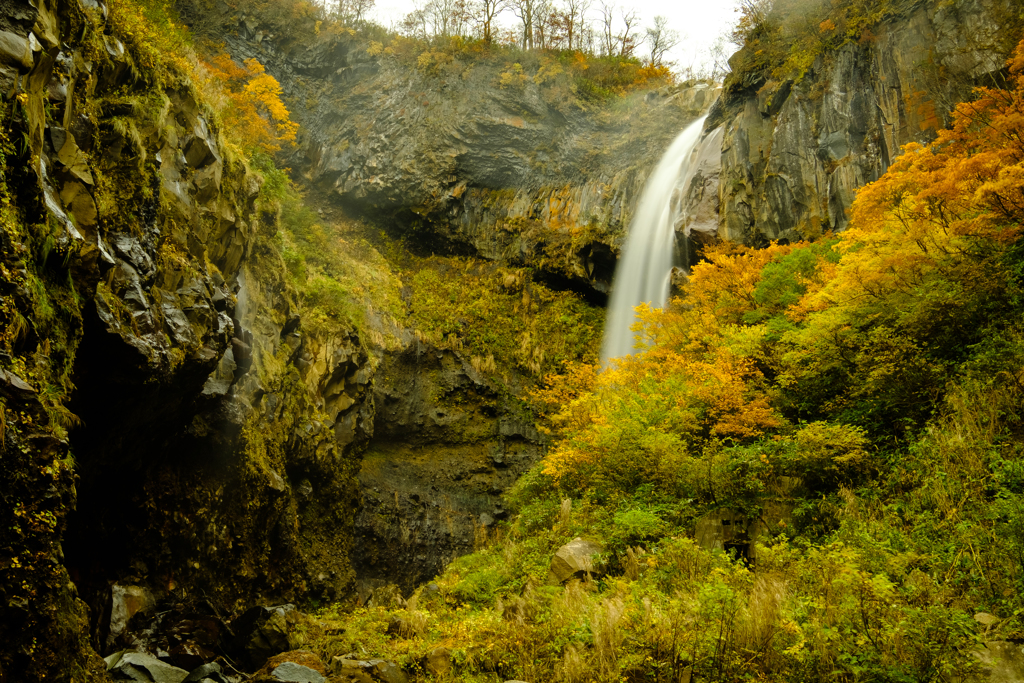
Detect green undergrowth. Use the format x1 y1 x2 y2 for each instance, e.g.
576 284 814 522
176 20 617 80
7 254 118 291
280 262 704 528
403 256 602 380
264 163 602 378
261 162 406 350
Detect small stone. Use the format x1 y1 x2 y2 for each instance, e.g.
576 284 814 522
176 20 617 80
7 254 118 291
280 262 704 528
267 468 287 493
479 513 494 527
975 612 1000 627
0 369 36 400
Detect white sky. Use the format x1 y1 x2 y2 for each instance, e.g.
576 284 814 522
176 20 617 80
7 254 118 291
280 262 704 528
369 0 742 74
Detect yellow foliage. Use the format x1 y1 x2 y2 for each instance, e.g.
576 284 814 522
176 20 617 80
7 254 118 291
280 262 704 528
200 54 299 154
499 63 529 90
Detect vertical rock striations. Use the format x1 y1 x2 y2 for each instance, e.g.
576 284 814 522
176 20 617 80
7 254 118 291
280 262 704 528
712 0 1021 245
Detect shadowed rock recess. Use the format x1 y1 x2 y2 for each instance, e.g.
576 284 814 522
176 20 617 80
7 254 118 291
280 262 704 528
1 0 1023 679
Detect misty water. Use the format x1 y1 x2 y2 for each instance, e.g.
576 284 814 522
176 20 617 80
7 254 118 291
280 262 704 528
601 115 708 363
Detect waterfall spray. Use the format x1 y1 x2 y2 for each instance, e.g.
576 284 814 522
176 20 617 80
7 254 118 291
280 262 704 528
600 116 708 364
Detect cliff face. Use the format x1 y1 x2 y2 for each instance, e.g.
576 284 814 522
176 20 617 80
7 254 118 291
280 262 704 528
217 0 1021 264
711 0 1021 245
0 0 374 678
217 22 716 293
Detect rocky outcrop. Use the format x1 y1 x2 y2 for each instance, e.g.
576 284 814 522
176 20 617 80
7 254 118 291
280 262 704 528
550 538 604 583
711 0 1022 245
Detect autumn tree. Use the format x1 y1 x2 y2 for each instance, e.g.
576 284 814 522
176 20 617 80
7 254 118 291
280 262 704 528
552 0 590 51
511 0 539 48
598 0 615 55
327 0 375 25
617 8 640 57
201 56 299 155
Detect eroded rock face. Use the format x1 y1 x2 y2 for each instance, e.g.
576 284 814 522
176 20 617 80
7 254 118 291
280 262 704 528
713 0 1020 245
353 341 540 592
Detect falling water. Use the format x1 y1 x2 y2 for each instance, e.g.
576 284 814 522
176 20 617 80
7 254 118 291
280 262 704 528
600 115 708 364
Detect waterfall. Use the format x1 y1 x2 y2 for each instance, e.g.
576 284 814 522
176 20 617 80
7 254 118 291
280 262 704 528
600 116 708 364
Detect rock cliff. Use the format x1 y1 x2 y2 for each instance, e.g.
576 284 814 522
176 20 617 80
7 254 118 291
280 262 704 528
0 0 374 678
211 0 1022 265
213 19 716 294
711 0 1023 245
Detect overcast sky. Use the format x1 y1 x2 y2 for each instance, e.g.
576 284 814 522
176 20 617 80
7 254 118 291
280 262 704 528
369 0 742 74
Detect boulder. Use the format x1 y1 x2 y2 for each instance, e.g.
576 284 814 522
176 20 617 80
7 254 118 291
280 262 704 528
105 651 190 683
268 662 325 682
331 658 407 683
425 647 451 675
183 662 230 683
107 584 157 649
230 604 301 669
253 651 327 683
550 537 604 583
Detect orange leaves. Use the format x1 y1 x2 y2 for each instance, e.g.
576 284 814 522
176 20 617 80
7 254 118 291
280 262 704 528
685 242 794 327
823 38 1024 315
539 36 1024 494
200 55 299 154
540 331 781 490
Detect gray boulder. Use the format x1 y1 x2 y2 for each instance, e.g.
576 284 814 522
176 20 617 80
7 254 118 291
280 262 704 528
105 651 190 683
269 662 326 683
550 537 604 583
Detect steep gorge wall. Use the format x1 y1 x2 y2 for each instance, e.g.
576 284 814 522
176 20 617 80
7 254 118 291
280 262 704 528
211 18 716 293
0 0 377 678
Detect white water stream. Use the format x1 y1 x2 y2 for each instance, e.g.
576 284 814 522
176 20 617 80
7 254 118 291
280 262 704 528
600 116 708 364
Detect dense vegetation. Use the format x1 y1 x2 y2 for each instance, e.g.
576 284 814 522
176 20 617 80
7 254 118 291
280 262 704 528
275 37 1024 682
270 176 604 379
